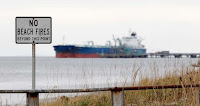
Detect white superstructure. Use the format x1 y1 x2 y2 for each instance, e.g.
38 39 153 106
120 32 145 49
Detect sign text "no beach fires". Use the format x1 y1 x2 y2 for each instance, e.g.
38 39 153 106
15 17 52 44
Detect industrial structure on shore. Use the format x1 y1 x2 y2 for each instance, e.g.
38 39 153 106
147 51 200 58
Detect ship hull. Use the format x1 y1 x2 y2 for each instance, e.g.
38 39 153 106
56 53 101 58
54 45 146 58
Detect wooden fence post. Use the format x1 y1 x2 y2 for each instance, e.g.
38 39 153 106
111 90 124 106
27 93 39 106
197 87 200 106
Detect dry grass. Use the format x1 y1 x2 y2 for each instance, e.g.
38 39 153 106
41 63 200 106
125 67 200 106
40 92 111 106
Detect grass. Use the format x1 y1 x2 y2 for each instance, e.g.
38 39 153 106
40 60 200 106
40 92 111 106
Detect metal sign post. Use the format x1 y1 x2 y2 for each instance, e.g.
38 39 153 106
15 17 52 90
32 43 35 89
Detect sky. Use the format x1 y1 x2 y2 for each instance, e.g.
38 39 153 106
1 0 200 56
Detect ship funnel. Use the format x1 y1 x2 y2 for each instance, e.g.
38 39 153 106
131 32 136 37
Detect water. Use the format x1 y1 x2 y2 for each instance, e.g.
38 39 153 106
0 57 198 105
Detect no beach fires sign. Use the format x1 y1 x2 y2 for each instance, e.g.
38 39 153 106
15 17 52 44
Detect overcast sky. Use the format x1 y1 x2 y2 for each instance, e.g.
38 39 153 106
1 0 200 56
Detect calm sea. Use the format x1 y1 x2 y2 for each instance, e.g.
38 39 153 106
0 57 197 105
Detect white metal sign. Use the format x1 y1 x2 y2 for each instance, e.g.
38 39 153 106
16 17 52 44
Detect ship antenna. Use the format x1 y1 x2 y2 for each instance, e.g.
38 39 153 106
129 28 132 36
112 35 116 47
